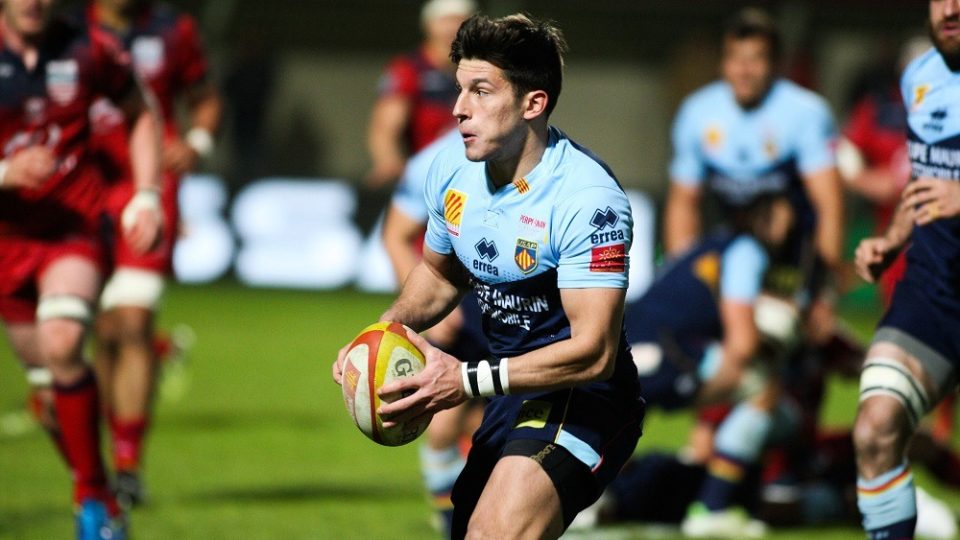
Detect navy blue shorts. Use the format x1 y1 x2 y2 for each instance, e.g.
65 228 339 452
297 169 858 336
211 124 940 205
450 363 644 535
875 275 960 397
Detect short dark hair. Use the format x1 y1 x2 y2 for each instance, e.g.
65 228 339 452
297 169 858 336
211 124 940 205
723 8 781 61
450 14 567 117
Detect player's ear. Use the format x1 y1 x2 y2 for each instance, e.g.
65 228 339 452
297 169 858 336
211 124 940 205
522 89 549 121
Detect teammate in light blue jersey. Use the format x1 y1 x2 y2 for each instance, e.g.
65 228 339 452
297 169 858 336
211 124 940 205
383 127 488 533
853 2 960 538
664 8 843 314
334 14 643 539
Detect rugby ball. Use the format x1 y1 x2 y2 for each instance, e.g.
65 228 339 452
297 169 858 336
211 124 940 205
341 322 428 446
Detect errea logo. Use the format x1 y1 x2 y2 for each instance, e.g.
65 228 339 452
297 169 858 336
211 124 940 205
590 207 619 230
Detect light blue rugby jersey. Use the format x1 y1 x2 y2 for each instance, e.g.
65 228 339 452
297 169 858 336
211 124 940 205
391 128 464 222
670 79 837 232
424 127 634 357
901 48 960 294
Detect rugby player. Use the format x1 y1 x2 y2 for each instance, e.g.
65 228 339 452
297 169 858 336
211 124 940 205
0 0 162 536
853 0 960 538
663 8 844 346
365 0 474 188
80 0 222 508
335 14 644 539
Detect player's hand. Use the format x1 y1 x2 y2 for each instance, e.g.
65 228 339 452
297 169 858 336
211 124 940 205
332 341 351 386
162 138 199 175
121 189 163 254
377 328 468 428
854 236 898 283
3 147 57 189
903 178 960 226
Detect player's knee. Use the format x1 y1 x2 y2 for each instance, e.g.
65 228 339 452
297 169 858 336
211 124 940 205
100 268 165 312
37 319 85 367
853 397 907 463
112 308 154 346
859 356 929 428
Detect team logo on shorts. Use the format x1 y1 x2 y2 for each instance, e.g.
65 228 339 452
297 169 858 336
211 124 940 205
46 60 78 104
444 189 468 237
693 252 720 289
514 400 552 429
514 239 538 274
132 36 165 78
590 243 626 273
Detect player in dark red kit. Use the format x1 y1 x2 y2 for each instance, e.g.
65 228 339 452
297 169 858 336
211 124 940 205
80 0 223 508
365 0 474 187
0 0 162 537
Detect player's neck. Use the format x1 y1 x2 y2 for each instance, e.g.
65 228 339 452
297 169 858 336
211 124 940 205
486 126 548 188
423 41 453 71
0 17 41 69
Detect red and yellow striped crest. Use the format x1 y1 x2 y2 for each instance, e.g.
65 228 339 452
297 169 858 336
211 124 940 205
444 189 467 236
513 177 530 194
514 239 538 274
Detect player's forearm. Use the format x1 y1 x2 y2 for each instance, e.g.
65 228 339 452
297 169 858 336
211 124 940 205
380 261 463 332
664 185 701 256
187 85 222 134
129 103 162 192
384 238 419 285
499 330 620 393
809 170 845 268
848 168 903 205
884 199 915 249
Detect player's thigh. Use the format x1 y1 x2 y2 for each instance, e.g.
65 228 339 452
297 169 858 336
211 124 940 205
4 323 41 367
36 255 100 367
38 255 100 301
467 455 563 540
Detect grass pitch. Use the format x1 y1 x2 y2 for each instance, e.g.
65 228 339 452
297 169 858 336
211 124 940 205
0 282 956 539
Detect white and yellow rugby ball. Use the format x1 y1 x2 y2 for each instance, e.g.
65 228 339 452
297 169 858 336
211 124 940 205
341 322 428 446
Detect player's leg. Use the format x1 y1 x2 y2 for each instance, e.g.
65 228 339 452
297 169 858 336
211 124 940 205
853 339 944 540
466 453 565 539
37 253 125 536
4 322 65 456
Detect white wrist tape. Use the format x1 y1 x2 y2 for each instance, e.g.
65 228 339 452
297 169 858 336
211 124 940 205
0 159 8 187
462 358 510 397
186 127 214 158
121 188 161 231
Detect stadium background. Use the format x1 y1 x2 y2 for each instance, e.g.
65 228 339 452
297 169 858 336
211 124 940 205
0 1 952 539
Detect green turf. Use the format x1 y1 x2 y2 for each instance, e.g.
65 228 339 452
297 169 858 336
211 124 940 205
0 283 954 539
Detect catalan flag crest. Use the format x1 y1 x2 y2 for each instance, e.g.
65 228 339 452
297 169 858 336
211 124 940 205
444 189 468 237
513 177 530 194
515 239 538 274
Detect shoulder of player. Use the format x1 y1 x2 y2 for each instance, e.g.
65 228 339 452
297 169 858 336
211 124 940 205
552 133 624 197
771 79 832 117
677 81 729 116
901 47 941 85
722 233 768 268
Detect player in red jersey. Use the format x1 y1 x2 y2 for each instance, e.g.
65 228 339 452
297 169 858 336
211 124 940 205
81 0 222 508
0 0 162 537
364 0 474 187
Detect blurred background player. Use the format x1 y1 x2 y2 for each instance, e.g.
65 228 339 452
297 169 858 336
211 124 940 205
364 0 474 190
852 0 960 538
80 0 222 508
0 0 163 536
621 194 794 538
663 8 844 351
382 127 489 534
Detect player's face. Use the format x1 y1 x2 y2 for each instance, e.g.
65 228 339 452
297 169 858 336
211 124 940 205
3 0 55 39
930 0 960 63
721 36 775 108
453 59 528 163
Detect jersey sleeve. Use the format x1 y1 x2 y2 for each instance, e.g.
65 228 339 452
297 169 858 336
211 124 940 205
173 14 210 89
376 56 418 99
842 97 875 152
796 99 838 175
719 235 769 303
668 99 706 186
422 152 453 255
554 186 633 289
